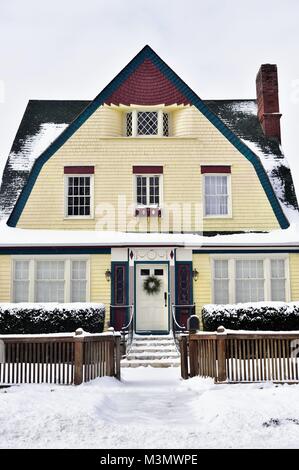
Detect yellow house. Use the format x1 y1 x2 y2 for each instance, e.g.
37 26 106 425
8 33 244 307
0 46 298 333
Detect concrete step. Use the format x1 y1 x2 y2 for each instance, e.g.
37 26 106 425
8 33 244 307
121 358 180 368
130 347 177 353
127 352 180 360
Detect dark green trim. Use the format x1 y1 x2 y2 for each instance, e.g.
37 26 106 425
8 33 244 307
0 247 111 255
7 45 289 229
134 260 170 335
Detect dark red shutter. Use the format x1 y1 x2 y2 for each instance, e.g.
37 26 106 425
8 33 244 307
111 263 128 331
176 263 192 328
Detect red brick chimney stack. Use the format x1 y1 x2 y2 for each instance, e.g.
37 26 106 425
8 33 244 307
256 64 282 143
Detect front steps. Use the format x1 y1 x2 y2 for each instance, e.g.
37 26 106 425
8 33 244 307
121 335 180 368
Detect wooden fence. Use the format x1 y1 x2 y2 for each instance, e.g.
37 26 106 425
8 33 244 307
0 329 121 386
179 327 299 383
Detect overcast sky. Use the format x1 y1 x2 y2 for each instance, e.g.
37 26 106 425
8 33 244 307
0 0 298 196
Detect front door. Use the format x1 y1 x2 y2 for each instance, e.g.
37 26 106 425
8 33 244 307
136 263 169 333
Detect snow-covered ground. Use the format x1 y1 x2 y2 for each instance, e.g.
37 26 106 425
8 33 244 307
1 367 299 449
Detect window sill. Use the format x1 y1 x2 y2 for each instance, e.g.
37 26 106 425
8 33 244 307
64 216 95 220
203 215 232 219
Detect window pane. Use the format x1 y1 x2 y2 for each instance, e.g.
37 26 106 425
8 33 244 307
67 176 91 217
126 112 132 136
14 260 29 302
205 175 229 215
71 260 87 302
35 261 65 302
137 112 158 135
236 260 264 302
214 260 229 304
271 259 286 301
136 175 147 205
163 113 169 136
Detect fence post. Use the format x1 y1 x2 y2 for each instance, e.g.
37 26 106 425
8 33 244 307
115 334 121 380
179 334 189 379
74 329 84 385
216 326 227 383
189 335 199 377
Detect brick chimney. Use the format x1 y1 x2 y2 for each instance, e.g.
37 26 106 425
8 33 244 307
256 64 282 142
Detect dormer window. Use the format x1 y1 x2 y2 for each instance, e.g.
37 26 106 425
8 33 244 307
126 110 169 137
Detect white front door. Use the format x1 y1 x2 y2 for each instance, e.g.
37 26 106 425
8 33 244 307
136 264 169 333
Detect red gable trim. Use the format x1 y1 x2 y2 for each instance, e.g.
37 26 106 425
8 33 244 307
201 165 231 174
64 166 94 174
106 59 190 106
133 165 163 174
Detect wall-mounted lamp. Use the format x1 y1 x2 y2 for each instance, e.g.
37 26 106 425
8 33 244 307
105 269 111 282
192 268 199 282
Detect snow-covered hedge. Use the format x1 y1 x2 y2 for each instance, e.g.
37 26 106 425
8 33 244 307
0 303 105 334
202 302 299 331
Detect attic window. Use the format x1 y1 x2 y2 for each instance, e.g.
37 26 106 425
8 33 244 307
125 110 169 137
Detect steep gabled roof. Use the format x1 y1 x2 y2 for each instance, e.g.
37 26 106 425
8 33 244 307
3 45 295 228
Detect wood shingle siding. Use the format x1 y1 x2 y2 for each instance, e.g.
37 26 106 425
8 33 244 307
17 105 279 232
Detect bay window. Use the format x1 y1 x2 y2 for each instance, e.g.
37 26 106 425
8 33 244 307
212 257 289 304
12 258 89 303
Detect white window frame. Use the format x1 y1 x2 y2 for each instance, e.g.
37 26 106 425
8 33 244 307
203 173 232 218
125 109 170 137
211 254 290 304
134 174 163 208
11 256 90 303
64 174 94 219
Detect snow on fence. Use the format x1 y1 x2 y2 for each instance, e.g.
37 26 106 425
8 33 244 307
0 329 121 386
179 327 299 383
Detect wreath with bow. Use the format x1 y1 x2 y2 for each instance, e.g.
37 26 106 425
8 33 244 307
143 275 161 295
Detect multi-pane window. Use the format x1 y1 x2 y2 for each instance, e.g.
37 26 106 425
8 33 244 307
271 259 286 301
213 258 288 304
12 259 88 303
71 260 87 302
213 260 229 304
125 111 169 136
136 175 160 206
204 175 229 216
35 260 65 302
67 176 91 217
13 260 29 302
236 260 264 303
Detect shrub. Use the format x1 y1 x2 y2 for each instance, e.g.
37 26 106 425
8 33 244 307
0 303 105 334
202 302 299 331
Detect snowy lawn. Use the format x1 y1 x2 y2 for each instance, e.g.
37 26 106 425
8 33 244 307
1 367 299 449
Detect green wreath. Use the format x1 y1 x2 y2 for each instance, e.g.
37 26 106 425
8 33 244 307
143 275 161 295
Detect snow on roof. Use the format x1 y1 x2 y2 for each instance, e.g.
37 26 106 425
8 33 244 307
0 220 298 248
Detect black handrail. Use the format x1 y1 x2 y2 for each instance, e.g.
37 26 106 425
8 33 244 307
110 304 134 357
171 304 195 352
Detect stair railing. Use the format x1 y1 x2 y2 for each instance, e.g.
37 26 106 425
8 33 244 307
121 304 134 356
171 304 196 352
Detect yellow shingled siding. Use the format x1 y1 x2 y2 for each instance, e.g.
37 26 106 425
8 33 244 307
17 105 279 232
192 254 212 327
290 254 299 301
0 256 11 302
90 254 111 329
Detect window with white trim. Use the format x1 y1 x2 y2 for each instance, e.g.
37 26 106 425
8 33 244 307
235 260 264 303
270 259 286 301
71 260 87 302
12 258 89 303
136 175 160 206
126 110 169 137
204 175 230 216
212 257 288 304
66 176 92 217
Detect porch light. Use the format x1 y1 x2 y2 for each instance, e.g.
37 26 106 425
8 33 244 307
192 269 199 282
105 269 111 282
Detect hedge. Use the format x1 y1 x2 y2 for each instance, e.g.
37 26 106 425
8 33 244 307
0 303 105 334
202 302 299 331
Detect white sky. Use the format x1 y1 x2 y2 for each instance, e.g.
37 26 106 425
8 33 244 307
0 0 298 197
